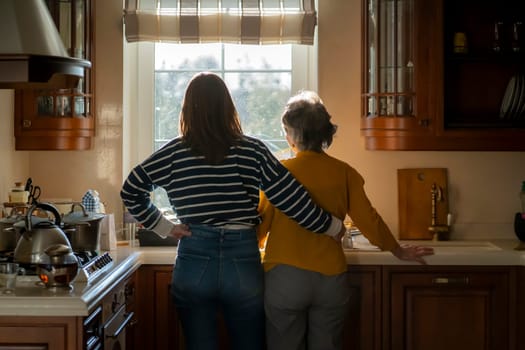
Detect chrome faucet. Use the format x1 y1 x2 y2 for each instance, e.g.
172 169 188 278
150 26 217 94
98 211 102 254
428 183 450 241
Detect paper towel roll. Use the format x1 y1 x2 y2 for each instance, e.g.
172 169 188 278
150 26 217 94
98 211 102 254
99 213 117 251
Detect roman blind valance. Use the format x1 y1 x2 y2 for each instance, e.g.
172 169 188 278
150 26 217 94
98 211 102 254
123 0 317 45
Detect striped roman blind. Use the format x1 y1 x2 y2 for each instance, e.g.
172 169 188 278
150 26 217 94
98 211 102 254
123 0 317 45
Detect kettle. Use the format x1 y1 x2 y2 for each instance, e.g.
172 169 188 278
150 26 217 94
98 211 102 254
13 202 73 265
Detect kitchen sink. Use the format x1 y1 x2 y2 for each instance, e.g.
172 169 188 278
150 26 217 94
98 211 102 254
399 240 503 252
347 237 502 252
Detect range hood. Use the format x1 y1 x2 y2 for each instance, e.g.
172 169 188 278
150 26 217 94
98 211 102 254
0 0 91 89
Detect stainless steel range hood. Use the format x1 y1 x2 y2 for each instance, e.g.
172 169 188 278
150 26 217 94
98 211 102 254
0 0 91 89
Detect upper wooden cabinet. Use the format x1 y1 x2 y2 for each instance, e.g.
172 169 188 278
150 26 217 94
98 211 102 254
361 0 525 151
14 0 94 150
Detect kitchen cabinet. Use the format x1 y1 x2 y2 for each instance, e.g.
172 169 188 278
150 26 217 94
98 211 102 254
361 0 525 151
518 266 525 350
0 316 81 349
382 265 517 350
133 265 183 350
134 265 232 350
343 266 381 350
136 264 520 350
14 0 95 150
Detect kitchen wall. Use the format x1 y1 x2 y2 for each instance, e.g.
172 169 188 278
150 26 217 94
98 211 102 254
0 90 29 206
1 0 524 239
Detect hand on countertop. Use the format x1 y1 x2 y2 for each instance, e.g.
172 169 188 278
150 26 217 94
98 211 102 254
391 244 435 265
169 223 192 240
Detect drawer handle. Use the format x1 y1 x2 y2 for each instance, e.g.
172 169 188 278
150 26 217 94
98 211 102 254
432 277 469 285
106 311 135 339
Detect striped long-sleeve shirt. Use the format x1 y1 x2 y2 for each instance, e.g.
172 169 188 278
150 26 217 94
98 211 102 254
121 135 337 236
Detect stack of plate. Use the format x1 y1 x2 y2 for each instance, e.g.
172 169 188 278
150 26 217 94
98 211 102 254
500 73 525 120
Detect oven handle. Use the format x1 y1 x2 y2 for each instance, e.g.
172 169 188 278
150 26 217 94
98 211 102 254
106 311 135 339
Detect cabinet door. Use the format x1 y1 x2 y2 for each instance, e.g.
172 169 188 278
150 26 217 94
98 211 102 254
361 0 443 150
135 265 183 350
343 266 381 350
383 266 516 350
518 266 525 350
14 0 95 151
135 264 233 350
0 316 81 350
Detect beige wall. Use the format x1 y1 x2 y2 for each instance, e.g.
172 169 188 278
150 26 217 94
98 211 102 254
1 0 524 239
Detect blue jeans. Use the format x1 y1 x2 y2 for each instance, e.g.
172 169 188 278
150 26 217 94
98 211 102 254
170 224 265 350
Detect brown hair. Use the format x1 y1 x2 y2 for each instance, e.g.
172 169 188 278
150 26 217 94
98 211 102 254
281 90 337 152
179 72 243 164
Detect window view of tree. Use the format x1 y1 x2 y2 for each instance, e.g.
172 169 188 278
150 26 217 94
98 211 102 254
152 43 296 209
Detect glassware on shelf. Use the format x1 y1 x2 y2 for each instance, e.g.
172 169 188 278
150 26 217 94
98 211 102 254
512 21 522 53
492 21 503 53
364 0 415 119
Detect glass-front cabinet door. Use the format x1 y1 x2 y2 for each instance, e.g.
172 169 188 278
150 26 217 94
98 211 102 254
364 0 414 118
361 0 442 150
14 0 94 150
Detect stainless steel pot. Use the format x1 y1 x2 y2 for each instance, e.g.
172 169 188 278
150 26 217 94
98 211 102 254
63 203 105 252
0 208 24 251
13 203 72 265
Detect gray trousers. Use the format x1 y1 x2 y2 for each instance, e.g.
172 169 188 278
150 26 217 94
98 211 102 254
264 264 351 350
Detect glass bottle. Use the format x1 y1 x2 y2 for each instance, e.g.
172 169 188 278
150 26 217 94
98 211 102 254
492 21 503 53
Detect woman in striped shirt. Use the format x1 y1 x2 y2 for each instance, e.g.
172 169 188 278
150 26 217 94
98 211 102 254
120 72 344 350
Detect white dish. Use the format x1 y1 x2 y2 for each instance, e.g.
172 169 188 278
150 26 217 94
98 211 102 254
500 76 516 119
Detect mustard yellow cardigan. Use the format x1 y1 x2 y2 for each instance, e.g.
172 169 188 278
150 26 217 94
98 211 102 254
258 150 400 275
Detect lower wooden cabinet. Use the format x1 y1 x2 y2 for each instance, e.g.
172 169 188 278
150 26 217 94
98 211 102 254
136 264 520 350
517 266 525 350
133 265 182 349
0 316 82 349
344 266 381 350
134 265 230 350
382 266 517 350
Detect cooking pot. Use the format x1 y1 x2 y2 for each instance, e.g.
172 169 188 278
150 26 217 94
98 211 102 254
0 208 24 251
13 202 72 265
63 203 105 252
36 243 80 289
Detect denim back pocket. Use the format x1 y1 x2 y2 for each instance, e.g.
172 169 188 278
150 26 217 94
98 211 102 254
171 252 211 305
233 256 264 298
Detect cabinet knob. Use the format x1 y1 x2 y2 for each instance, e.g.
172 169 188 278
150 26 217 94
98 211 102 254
23 119 32 128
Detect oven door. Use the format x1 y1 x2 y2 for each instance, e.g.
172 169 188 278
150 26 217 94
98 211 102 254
103 304 135 350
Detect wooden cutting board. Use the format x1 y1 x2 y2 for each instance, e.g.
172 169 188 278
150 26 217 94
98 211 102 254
398 168 449 240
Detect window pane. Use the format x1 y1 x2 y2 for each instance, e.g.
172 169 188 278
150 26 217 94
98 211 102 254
224 44 291 70
155 43 221 70
224 72 291 156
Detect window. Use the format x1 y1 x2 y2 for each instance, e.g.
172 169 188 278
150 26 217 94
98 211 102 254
123 41 317 209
